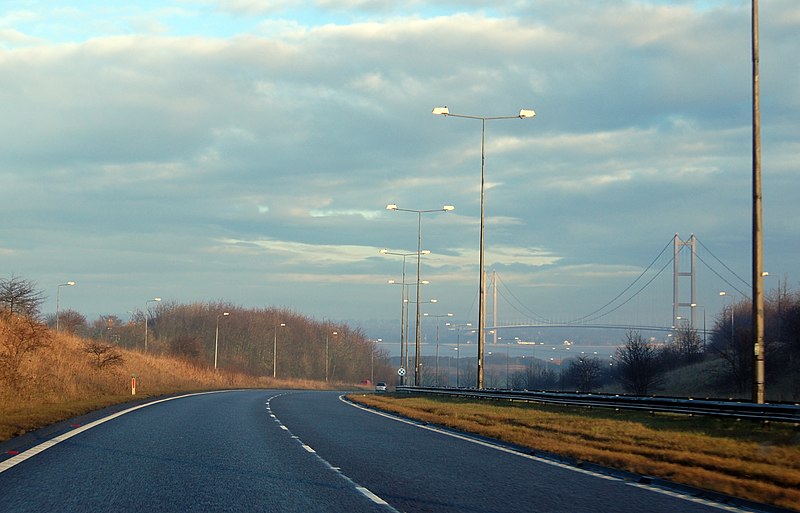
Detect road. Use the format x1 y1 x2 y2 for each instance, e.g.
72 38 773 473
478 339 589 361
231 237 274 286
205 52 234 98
0 390 769 513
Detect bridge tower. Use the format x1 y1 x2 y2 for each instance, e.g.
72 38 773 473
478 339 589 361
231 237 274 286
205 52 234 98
673 234 697 329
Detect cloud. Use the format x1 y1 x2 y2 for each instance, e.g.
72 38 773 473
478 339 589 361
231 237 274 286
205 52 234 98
0 1 796 331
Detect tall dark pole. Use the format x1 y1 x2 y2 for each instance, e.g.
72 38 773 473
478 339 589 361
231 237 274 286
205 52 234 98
751 0 765 404
477 119 486 389
432 106 535 389
415 212 423 385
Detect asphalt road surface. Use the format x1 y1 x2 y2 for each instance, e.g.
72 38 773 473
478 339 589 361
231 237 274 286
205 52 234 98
0 390 772 512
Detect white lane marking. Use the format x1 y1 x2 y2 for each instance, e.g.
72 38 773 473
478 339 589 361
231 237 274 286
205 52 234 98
341 395 762 513
266 393 398 512
0 390 232 474
357 486 390 505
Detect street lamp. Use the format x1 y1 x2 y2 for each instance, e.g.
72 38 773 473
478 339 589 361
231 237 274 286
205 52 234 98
386 203 454 385
55 281 76 332
214 311 229 370
381 248 430 384
448 322 473 388
424 312 453 386
325 331 338 382
433 106 536 389
719 292 735 348
273 322 286 378
144 297 161 352
691 303 706 349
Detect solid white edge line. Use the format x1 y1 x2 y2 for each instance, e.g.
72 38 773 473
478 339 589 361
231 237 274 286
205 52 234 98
0 390 232 474
340 395 761 513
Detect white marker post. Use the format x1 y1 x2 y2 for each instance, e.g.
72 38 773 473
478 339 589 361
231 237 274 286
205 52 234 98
131 374 136 396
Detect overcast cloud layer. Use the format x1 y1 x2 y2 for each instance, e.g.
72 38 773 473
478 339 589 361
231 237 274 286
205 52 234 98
1 1 798 341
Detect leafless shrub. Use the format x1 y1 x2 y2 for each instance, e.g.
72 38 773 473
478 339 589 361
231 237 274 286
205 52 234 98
84 341 124 369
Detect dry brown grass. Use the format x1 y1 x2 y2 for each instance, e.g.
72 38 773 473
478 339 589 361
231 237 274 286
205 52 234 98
351 394 800 511
0 328 347 442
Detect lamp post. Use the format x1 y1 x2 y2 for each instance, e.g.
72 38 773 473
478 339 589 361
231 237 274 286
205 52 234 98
55 281 76 332
325 330 338 382
424 312 453 386
720 292 735 348
691 303 706 350
404 297 438 385
381 248 429 385
386 203 454 386
433 106 536 389
144 297 161 352
272 322 286 378
214 311 229 370
448 323 473 388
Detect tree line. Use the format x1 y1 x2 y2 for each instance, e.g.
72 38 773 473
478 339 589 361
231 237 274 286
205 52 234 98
1 275 392 386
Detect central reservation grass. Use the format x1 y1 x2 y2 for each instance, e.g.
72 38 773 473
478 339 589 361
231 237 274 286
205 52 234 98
349 393 800 511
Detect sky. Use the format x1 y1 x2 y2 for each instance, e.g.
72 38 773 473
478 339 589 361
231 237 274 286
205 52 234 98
1 0 798 350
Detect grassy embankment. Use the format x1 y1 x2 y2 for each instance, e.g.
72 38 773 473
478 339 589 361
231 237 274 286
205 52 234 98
0 330 343 443
351 393 800 511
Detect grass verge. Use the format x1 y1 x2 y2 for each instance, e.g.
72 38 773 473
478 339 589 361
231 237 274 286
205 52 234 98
349 393 800 511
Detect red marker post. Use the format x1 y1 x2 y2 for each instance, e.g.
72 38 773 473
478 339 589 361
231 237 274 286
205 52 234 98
131 374 136 396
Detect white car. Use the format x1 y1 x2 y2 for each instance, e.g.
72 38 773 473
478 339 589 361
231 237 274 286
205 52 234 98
375 382 387 392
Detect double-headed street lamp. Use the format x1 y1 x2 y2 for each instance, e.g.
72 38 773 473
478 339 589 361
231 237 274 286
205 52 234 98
214 311 229 370
424 312 454 386
447 322 473 388
55 281 76 332
144 297 161 352
433 106 536 389
386 203 454 385
381 248 430 384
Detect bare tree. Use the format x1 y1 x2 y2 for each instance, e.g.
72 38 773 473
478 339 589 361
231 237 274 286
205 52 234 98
566 355 603 392
84 341 124 369
615 330 664 395
709 302 752 395
0 275 46 318
46 309 88 335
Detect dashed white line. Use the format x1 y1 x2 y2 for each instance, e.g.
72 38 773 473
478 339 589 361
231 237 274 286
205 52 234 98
266 393 398 512
357 486 390 505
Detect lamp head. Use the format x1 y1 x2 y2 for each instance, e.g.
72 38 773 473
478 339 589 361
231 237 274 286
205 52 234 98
519 109 536 118
442 205 455 212
386 204 398 210
66 281 76 286
432 106 449 116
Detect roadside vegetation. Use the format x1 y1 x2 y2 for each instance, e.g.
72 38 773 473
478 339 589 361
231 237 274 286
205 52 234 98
351 393 800 511
0 275 391 442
